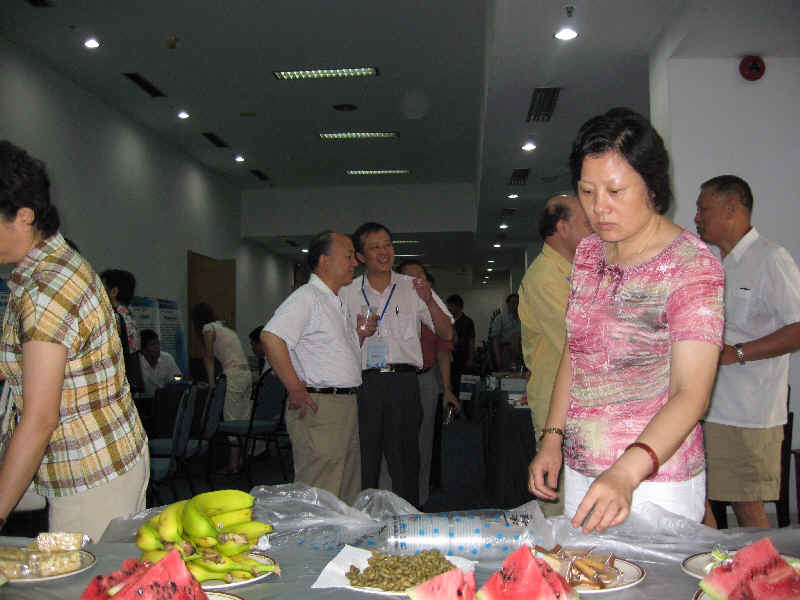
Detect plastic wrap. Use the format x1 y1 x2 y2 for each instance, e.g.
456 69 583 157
30 532 90 551
0 546 84 579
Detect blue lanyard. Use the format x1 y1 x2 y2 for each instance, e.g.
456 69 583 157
361 274 397 322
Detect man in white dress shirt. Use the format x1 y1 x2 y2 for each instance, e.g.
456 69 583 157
139 329 182 396
340 222 453 506
262 231 375 504
695 174 800 527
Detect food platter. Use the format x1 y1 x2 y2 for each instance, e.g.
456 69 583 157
206 592 245 600
201 552 278 592
681 550 800 580
5 549 96 584
573 557 645 594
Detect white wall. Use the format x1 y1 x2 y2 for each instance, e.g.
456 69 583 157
0 35 294 349
654 53 800 515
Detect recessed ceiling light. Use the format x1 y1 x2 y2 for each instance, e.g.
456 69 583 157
521 141 537 152
177 110 190 120
301 248 309 253
395 253 425 258
84 37 100 49
481 281 488 285
487 268 493 272
493 243 502 248
346 169 410 176
273 67 378 80
499 223 509 230
507 193 519 199
320 132 398 140
234 154 245 163
393 240 420 245
488 260 495 263
554 27 578 41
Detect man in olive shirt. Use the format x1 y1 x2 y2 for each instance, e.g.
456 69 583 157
518 194 591 516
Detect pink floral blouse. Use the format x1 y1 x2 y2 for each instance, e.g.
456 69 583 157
563 231 723 482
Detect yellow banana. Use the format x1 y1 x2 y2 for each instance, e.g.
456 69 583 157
146 514 161 529
188 535 218 548
220 520 273 539
182 499 219 538
135 523 164 551
141 550 169 563
157 500 188 543
187 562 227 583
164 538 198 561
229 569 254 581
216 533 251 556
213 508 253 530
190 489 254 516
196 550 240 573
230 552 280 576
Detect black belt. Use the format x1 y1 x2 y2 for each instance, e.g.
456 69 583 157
364 363 417 374
306 386 360 395
416 366 433 374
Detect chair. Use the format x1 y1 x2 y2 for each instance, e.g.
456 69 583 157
147 384 196 505
215 370 290 484
185 376 225 485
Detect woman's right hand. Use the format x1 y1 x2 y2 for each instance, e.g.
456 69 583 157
528 435 563 500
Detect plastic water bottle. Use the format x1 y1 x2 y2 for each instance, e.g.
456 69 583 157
381 510 543 559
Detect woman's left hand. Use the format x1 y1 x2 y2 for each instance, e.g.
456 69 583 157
571 464 637 534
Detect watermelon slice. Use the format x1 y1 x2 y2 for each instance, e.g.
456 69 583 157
80 557 150 600
80 550 207 600
477 545 578 600
700 538 800 600
406 567 476 600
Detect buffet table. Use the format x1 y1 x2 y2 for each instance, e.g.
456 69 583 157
3 524 799 599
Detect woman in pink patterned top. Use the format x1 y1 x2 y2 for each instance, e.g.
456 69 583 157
528 108 724 533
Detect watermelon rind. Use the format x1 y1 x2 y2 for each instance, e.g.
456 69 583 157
407 568 476 600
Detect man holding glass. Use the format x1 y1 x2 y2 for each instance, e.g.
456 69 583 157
340 222 453 506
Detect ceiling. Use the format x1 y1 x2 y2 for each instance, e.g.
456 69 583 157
2 0 795 286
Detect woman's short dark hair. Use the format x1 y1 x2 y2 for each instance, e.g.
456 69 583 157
0 141 60 237
140 328 159 348
249 326 263 343
191 302 217 332
569 107 672 215
446 294 464 309
100 269 137 305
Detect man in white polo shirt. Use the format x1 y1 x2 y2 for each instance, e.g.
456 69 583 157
340 222 453 506
262 231 375 504
695 175 800 527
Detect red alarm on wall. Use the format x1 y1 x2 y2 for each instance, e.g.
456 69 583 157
739 56 765 81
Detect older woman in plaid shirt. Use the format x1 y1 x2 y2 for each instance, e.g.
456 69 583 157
0 141 148 541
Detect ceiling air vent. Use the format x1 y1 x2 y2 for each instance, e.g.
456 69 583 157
527 87 561 122
122 73 166 98
25 0 54 6
250 169 270 182
285 239 298 248
501 207 517 217
201 132 229 148
509 168 530 186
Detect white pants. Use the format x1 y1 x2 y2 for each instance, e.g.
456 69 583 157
563 465 706 522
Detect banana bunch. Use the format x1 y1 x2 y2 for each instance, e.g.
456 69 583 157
135 490 279 584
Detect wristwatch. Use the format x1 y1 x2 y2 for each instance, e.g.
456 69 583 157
734 343 746 365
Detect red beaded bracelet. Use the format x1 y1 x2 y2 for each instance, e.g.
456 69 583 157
626 442 660 479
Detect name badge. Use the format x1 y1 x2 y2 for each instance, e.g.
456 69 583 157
365 339 388 369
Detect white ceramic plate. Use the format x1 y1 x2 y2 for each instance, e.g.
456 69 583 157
206 592 245 600
201 552 279 592
692 591 707 600
6 549 96 584
681 551 799 580
573 557 646 594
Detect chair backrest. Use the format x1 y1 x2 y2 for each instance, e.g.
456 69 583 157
251 371 286 428
199 376 226 440
170 385 197 460
152 381 192 438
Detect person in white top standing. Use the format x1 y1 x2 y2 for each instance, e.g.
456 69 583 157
191 302 253 474
263 231 375 504
138 329 182 396
340 222 453 507
695 174 800 528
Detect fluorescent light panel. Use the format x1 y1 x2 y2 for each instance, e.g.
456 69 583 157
274 67 377 80
395 253 425 257
320 131 397 140
346 169 410 176
393 240 420 245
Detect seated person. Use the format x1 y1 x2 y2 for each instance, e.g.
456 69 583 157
139 329 182 396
